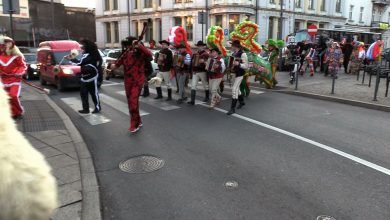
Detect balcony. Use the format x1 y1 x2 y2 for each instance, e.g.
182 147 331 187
372 0 390 6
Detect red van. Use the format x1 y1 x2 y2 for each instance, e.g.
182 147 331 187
37 40 103 91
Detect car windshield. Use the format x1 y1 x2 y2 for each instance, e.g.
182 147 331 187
24 54 36 62
107 51 122 59
53 51 82 65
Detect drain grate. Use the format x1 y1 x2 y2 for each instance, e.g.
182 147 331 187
317 215 336 220
224 180 239 190
119 155 165 174
20 100 65 132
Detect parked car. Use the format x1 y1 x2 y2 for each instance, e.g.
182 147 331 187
19 47 37 54
104 49 159 80
23 53 39 80
381 48 390 61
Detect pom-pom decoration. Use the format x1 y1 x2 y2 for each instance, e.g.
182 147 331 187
206 26 228 57
230 21 261 53
168 26 192 56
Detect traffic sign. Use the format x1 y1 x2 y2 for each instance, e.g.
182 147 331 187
3 0 20 14
308 25 318 37
224 29 229 36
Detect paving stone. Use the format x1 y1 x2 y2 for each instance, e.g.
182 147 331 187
37 147 63 158
53 142 78 160
57 184 82 207
46 155 78 169
53 164 81 184
52 202 81 220
59 180 82 192
28 130 64 139
27 139 49 149
41 135 73 146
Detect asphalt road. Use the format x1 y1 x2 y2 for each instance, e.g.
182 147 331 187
39 78 390 220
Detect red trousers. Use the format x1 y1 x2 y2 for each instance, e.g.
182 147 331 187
4 83 24 117
124 77 143 131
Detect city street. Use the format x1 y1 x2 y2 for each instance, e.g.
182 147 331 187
37 78 390 220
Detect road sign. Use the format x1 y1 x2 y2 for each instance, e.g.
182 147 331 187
198 12 206 24
224 29 229 36
3 0 20 14
308 25 318 37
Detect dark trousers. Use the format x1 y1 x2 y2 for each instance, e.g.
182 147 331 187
80 79 100 111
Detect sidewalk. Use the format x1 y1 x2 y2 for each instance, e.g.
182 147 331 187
265 68 390 112
17 85 101 220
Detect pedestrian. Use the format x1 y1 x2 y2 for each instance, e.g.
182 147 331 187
305 43 317 77
174 44 191 104
206 47 225 109
227 40 248 115
152 40 173 100
140 42 153 97
0 36 27 120
348 42 365 75
69 39 102 114
111 36 153 133
325 42 343 78
188 40 210 105
267 39 280 86
341 38 353 74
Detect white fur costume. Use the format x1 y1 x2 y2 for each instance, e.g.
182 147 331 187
0 84 57 220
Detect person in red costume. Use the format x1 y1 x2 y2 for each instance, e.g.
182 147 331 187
0 36 27 120
111 36 153 133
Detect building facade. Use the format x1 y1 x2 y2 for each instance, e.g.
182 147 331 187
95 0 389 49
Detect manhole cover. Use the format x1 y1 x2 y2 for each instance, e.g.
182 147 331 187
224 180 239 189
119 155 165 174
317 215 336 220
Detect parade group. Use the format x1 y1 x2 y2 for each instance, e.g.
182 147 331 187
0 20 384 133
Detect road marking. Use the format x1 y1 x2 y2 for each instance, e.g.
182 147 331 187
61 97 111 125
148 87 205 105
117 90 181 111
200 103 390 176
99 93 149 116
101 80 122 87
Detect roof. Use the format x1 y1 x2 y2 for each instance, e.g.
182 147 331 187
38 40 80 52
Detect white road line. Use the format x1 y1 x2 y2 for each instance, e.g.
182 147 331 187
101 80 122 87
116 90 181 111
99 93 149 116
61 97 111 125
148 87 205 105
200 103 390 177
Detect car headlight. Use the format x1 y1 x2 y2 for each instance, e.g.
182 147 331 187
62 68 74 75
30 64 37 69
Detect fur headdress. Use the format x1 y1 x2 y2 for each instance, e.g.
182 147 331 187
0 35 24 58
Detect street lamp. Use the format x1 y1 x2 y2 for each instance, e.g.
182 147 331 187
279 0 284 40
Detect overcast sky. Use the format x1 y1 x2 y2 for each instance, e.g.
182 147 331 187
61 0 95 8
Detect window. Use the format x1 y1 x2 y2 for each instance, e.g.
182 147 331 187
294 21 300 31
133 0 138 9
175 0 193 3
104 0 110 11
144 0 152 8
349 5 354 20
145 20 153 42
113 0 118 10
105 22 111 43
229 14 239 32
268 17 274 39
185 16 193 41
133 21 139 36
113 22 119 43
320 0 326 11
174 17 182 26
295 0 301 8
308 0 314 10
336 0 341 13
159 0 161 6
158 19 162 41
215 15 223 27
319 23 325 28
270 0 275 3
359 7 364 22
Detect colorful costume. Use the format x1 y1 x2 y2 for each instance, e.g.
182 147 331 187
206 49 225 108
152 40 173 100
115 38 153 132
174 46 191 104
325 43 343 77
305 45 317 76
0 36 27 119
349 42 365 75
266 39 284 85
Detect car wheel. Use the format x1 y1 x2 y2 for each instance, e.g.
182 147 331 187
40 74 47 85
57 78 65 92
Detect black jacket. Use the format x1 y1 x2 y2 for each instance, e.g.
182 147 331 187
157 48 173 72
72 53 103 82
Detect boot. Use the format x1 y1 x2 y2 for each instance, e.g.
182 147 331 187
237 95 245 109
203 90 210 102
154 87 163 99
165 88 172 101
187 90 196 105
142 84 150 97
227 99 237 115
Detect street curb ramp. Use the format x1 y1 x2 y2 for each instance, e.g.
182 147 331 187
276 90 390 113
43 95 102 220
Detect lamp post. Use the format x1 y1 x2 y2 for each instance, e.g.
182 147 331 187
279 0 283 40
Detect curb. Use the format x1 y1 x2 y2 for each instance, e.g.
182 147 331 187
43 95 102 220
275 90 390 113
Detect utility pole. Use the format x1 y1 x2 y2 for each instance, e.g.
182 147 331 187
255 0 258 24
205 0 209 31
279 0 283 40
51 0 55 34
9 0 14 39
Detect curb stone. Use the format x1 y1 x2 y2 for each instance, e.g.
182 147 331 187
43 95 102 220
275 90 390 113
